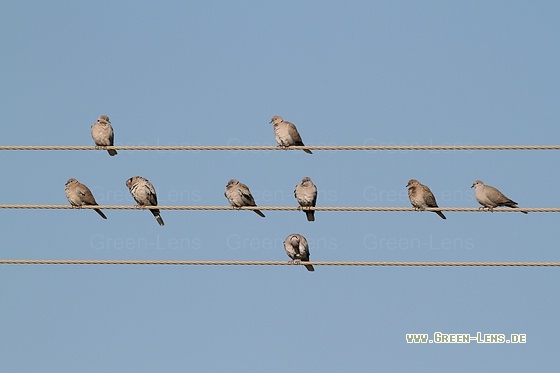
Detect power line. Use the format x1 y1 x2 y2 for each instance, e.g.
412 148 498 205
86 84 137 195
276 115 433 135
0 259 559 266
0 145 559 151
0 205 554 213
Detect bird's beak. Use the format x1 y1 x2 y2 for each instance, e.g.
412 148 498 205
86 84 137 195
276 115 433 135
470 184 474 188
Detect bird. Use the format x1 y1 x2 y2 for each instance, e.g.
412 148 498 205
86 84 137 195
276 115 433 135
406 179 446 219
65 178 107 219
283 234 314 272
269 115 312 154
91 115 117 156
125 176 165 225
294 177 317 221
224 179 265 217
471 180 527 214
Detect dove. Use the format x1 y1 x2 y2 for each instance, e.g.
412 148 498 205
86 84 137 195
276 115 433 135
406 179 446 219
125 176 165 225
91 115 117 156
65 178 107 219
294 177 317 221
283 234 314 272
269 115 312 154
471 180 527 214
224 179 265 217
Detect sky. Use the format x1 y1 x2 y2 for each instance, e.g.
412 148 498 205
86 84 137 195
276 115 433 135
1 0 560 371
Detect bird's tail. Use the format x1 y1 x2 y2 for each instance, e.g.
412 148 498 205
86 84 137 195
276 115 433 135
107 149 118 156
504 200 528 214
304 263 315 272
94 208 107 219
435 211 446 219
305 210 315 221
151 209 165 226
254 209 266 218
511 205 528 214
303 149 313 154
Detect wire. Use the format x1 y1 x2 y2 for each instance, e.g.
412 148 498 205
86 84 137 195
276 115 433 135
0 259 559 266
0 145 559 151
0 205 555 212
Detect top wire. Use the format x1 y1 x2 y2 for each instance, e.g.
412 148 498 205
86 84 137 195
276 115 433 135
0 145 559 151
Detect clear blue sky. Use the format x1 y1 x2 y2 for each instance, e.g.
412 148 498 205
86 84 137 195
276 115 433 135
1 1 560 371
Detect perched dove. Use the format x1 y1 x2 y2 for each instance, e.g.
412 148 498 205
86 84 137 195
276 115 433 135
269 115 312 154
65 178 107 219
224 179 265 217
91 115 117 156
283 234 314 272
471 180 527 214
294 177 317 221
406 179 446 219
125 176 165 225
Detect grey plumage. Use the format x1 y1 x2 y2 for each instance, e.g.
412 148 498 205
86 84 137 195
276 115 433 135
91 115 117 156
224 179 265 217
283 234 314 272
294 176 317 221
269 115 312 154
406 179 446 219
126 176 165 225
65 178 107 219
471 180 527 214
